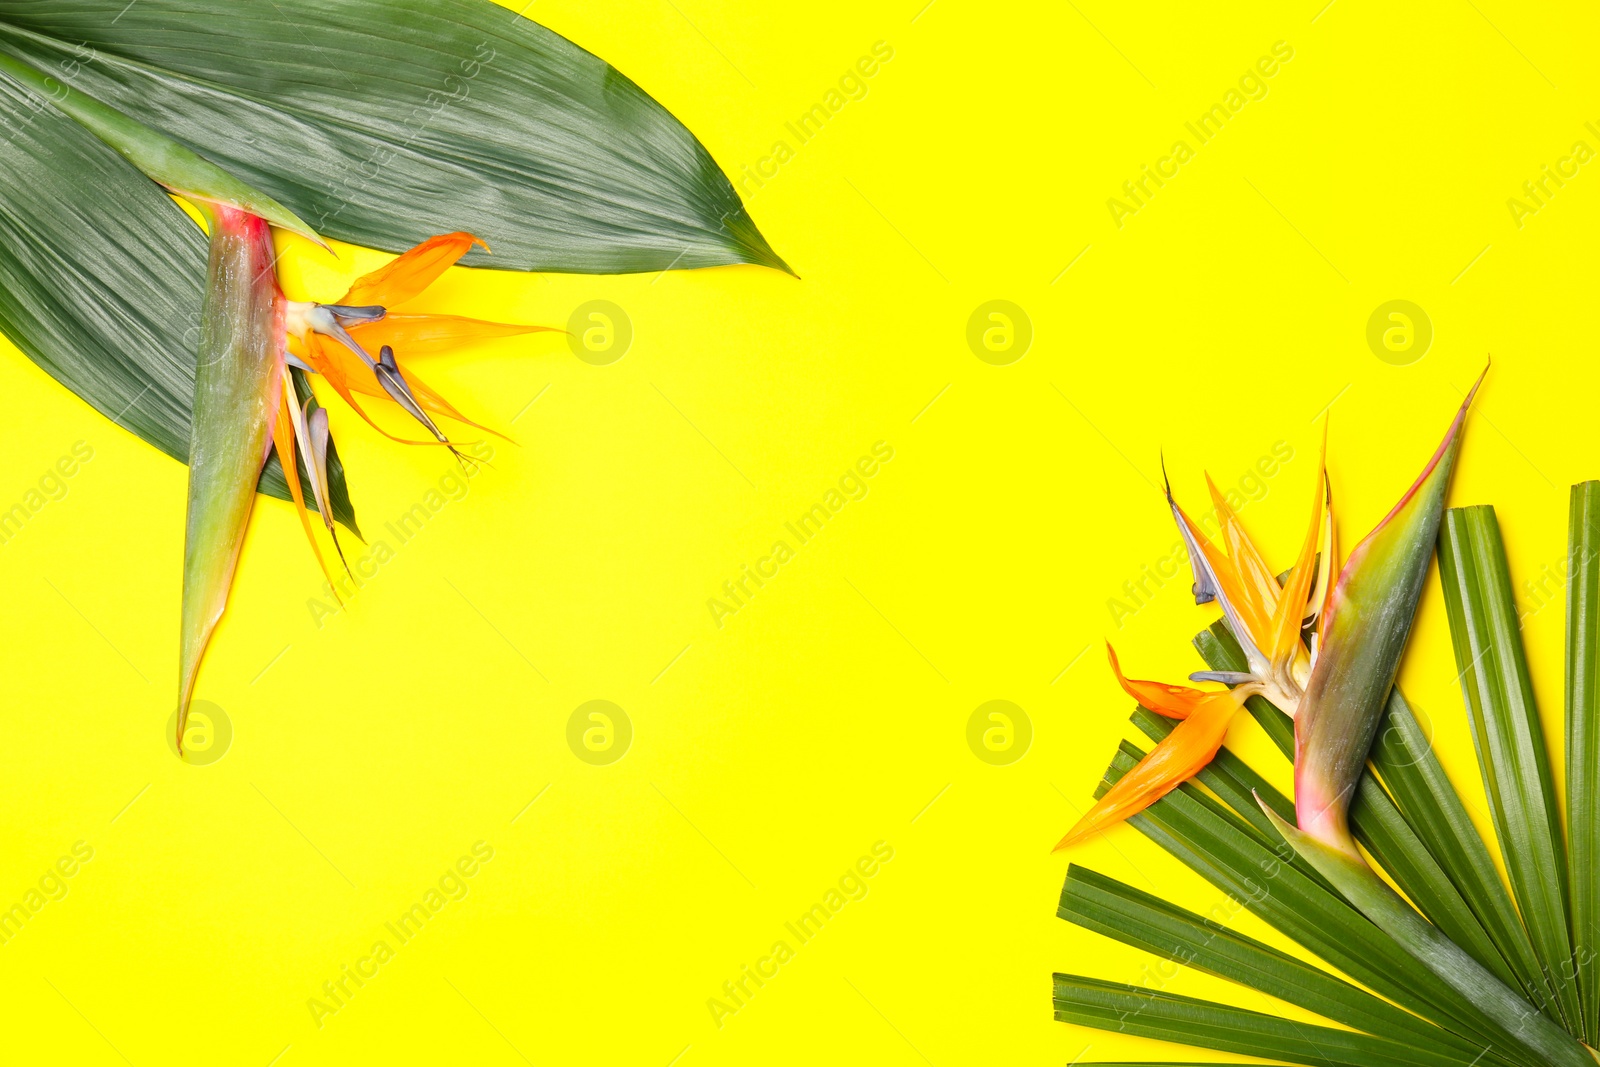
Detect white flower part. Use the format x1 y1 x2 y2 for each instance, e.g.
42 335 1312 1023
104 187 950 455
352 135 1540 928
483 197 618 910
284 300 316 339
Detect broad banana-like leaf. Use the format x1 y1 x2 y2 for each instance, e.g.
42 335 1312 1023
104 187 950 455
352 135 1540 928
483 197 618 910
0 0 789 274
0 51 320 244
0 73 358 531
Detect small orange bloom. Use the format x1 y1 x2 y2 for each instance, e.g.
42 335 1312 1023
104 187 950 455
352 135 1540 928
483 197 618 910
286 232 552 448
275 232 554 583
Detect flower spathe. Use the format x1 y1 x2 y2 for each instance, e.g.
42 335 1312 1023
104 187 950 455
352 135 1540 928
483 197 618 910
1290 373 1482 855
179 205 288 749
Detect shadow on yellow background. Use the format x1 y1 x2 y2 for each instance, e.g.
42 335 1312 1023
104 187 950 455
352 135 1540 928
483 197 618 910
1 0 1598 1063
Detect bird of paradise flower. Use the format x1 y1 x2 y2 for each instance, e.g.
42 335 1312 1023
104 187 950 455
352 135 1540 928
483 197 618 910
1055 430 1333 851
180 208 552 742
0 50 556 750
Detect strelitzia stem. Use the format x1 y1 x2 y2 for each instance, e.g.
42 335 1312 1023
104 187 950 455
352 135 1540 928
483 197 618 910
1262 805 1597 1067
178 205 284 752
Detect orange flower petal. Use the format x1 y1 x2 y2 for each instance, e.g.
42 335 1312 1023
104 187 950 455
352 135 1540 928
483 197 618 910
303 329 383 398
305 334 447 447
1309 473 1338 629
1206 472 1282 625
1172 493 1275 655
1268 432 1326 667
351 313 554 358
340 232 487 308
1054 688 1244 850
1106 643 1205 720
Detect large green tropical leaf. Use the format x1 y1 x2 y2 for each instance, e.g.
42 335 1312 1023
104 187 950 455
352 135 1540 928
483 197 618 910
0 74 357 530
1053 973 1497 1067
0 0 788 274
1438 505 1580 1032
1093 742 1545 1063
0 50 321 244
1569 481 1600 1043
1060 866 1512 1067
1056 493 1600 1067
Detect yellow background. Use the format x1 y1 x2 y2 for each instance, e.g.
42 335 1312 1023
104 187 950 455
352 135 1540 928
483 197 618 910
1 0 1598 1063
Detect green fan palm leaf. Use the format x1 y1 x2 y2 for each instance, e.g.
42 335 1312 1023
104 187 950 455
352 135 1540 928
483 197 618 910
1092 741 1550 1065
1195 622 1544 997
1438 505 1581 1031
1054 397 1600 1066
1060 866 1518 1067
1569 481 1600 1043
